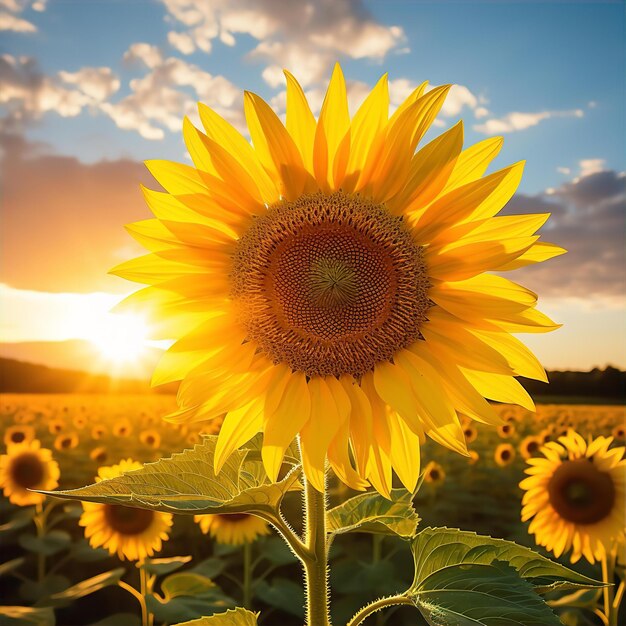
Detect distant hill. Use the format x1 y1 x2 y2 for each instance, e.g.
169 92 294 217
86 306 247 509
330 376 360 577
0 358 176 394
0 339 163 379
0 357 624 400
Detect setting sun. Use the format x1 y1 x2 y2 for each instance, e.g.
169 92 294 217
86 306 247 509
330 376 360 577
87 312 148 363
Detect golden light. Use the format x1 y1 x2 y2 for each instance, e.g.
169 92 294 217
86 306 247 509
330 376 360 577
88 312 148 363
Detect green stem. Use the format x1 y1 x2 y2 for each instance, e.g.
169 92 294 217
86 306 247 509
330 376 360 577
347 595 414 626
372 536 383 626
139 564 152 626
34 502 45 583
243 542 253 609
602 552 618 626
119 579 149 626
303 475 331 626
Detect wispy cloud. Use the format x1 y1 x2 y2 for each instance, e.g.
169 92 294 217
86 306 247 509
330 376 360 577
0 0 45 32
474 108 584 135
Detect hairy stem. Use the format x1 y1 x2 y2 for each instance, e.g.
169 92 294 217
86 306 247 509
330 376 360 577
303 475 331 626
347 595 414 626
243 542 253 609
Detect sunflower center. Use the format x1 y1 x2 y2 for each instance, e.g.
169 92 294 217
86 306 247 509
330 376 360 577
11 453 44 488
104 505 154 535
231 192 430 377
548 459 615 524
10 432 26 443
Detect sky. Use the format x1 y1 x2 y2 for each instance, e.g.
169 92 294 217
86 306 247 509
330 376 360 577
1 0 625 371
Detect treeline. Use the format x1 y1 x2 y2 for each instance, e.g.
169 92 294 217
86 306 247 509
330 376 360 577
520 366 625 400
0 358 624 401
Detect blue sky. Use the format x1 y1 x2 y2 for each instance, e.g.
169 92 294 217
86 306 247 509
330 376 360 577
1 0 625 369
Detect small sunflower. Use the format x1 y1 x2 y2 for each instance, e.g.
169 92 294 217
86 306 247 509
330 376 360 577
423 461 446 485
495 443 516 467
73 415 87 430
139 429 161 449
112 64 563 495
497 422 516 439
89 446 108 464
54 432 79 451
194 513 270 545
467 450 480 465
48 419 66 435
79 459 173 561
519 435 542 460
463 424 478 444
112 419 132 438
91 424 107 440
611 424 625 442
0 440 60 506
520 431 626 563
4 424 36 447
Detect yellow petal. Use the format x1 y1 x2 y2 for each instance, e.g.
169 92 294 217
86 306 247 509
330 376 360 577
388 80 428 125
145 160 207 195
460 368 536 411
442 135 504 193
344 377 374 475
284 69 316 174
214 399 264 473
387 410 421 492
498 242 567 270
262 368 311 481
300 376 350 492
244 91 308 200
343 73 389 193
313 63 351 191
198 103 278 204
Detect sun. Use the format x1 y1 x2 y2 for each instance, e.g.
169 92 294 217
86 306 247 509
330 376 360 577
88 312 149 363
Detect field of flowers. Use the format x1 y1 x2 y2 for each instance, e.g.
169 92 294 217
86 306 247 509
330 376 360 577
1 394 624 626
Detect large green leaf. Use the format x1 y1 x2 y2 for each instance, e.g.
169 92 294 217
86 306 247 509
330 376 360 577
174 608 259 626
411 561 562 626
255 577 304 619
47 569 125 606
411 528 601 594
39 436 300 518
18 530 71 556
142 555 192 576
327 488 420 538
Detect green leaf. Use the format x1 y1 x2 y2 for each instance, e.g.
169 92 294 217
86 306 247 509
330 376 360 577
255 577 304 619
0 558 25 578
258 536 297 565
88 614 141 626
161 573 217 600
47 569 125 606
411 528 602 594
142 555 192 576
173 608 259 626
327 488 420 538
411 561 562 626
547 587 603 609
18 530 71 556
0 605 55 626
147 573 236 623
0 509 34 534
68 539 110 563
39 435 300 518
189 557 227 580
19 576 69 603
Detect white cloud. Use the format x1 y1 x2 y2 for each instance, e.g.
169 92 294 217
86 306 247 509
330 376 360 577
160 0 406 88
474 108 584 135
167 30 196 55
102 48 243 140
557 166 571 175
474 106 489 119
58 67 120 101
0 11 36 31
578 158 605 178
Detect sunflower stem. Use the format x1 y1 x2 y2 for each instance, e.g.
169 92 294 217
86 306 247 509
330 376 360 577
303 473 331 626
602 550 618 626
347 594 414 626
34 502 45 583
243 541 253 609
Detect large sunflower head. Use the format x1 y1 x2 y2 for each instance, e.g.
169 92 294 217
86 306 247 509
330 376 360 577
113 64 564 496
0 440 60 506
79 459 173 561
520 430 626 564
194 513 270 546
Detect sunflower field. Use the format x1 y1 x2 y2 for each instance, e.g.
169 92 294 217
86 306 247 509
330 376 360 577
1 394 624 626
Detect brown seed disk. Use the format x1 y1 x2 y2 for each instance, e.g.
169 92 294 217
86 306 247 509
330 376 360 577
548 459 615 525
231 192 431 377
104 505 155 535
11 453 45 489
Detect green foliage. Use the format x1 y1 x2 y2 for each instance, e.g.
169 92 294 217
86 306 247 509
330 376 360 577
142 555 192 576
411 561 563 626
327 488 420 538
18 530 71 556
47 569 126 606
147 571 236 623
0 509 34 534
410 527 602 594
0 558 25 577
174 608 259 626
256 577 304 619
39 435 300 519
0 605 55 626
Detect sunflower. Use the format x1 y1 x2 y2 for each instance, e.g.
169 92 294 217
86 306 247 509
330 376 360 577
423 461 446 485
463 424 478 444
467 450 480 465
611 424 625 442
54 432 79 451
91 424 107 440
139 429 161 449
112 64 563 496
89 446 108 464
519 435 542 460
497 422 516 439
0 440 60 506
520 431 626 564
495 443 516 467
112 419 132 438
4 424 36 447
79 459 173 561
48 419 66 435
194 513 270 545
